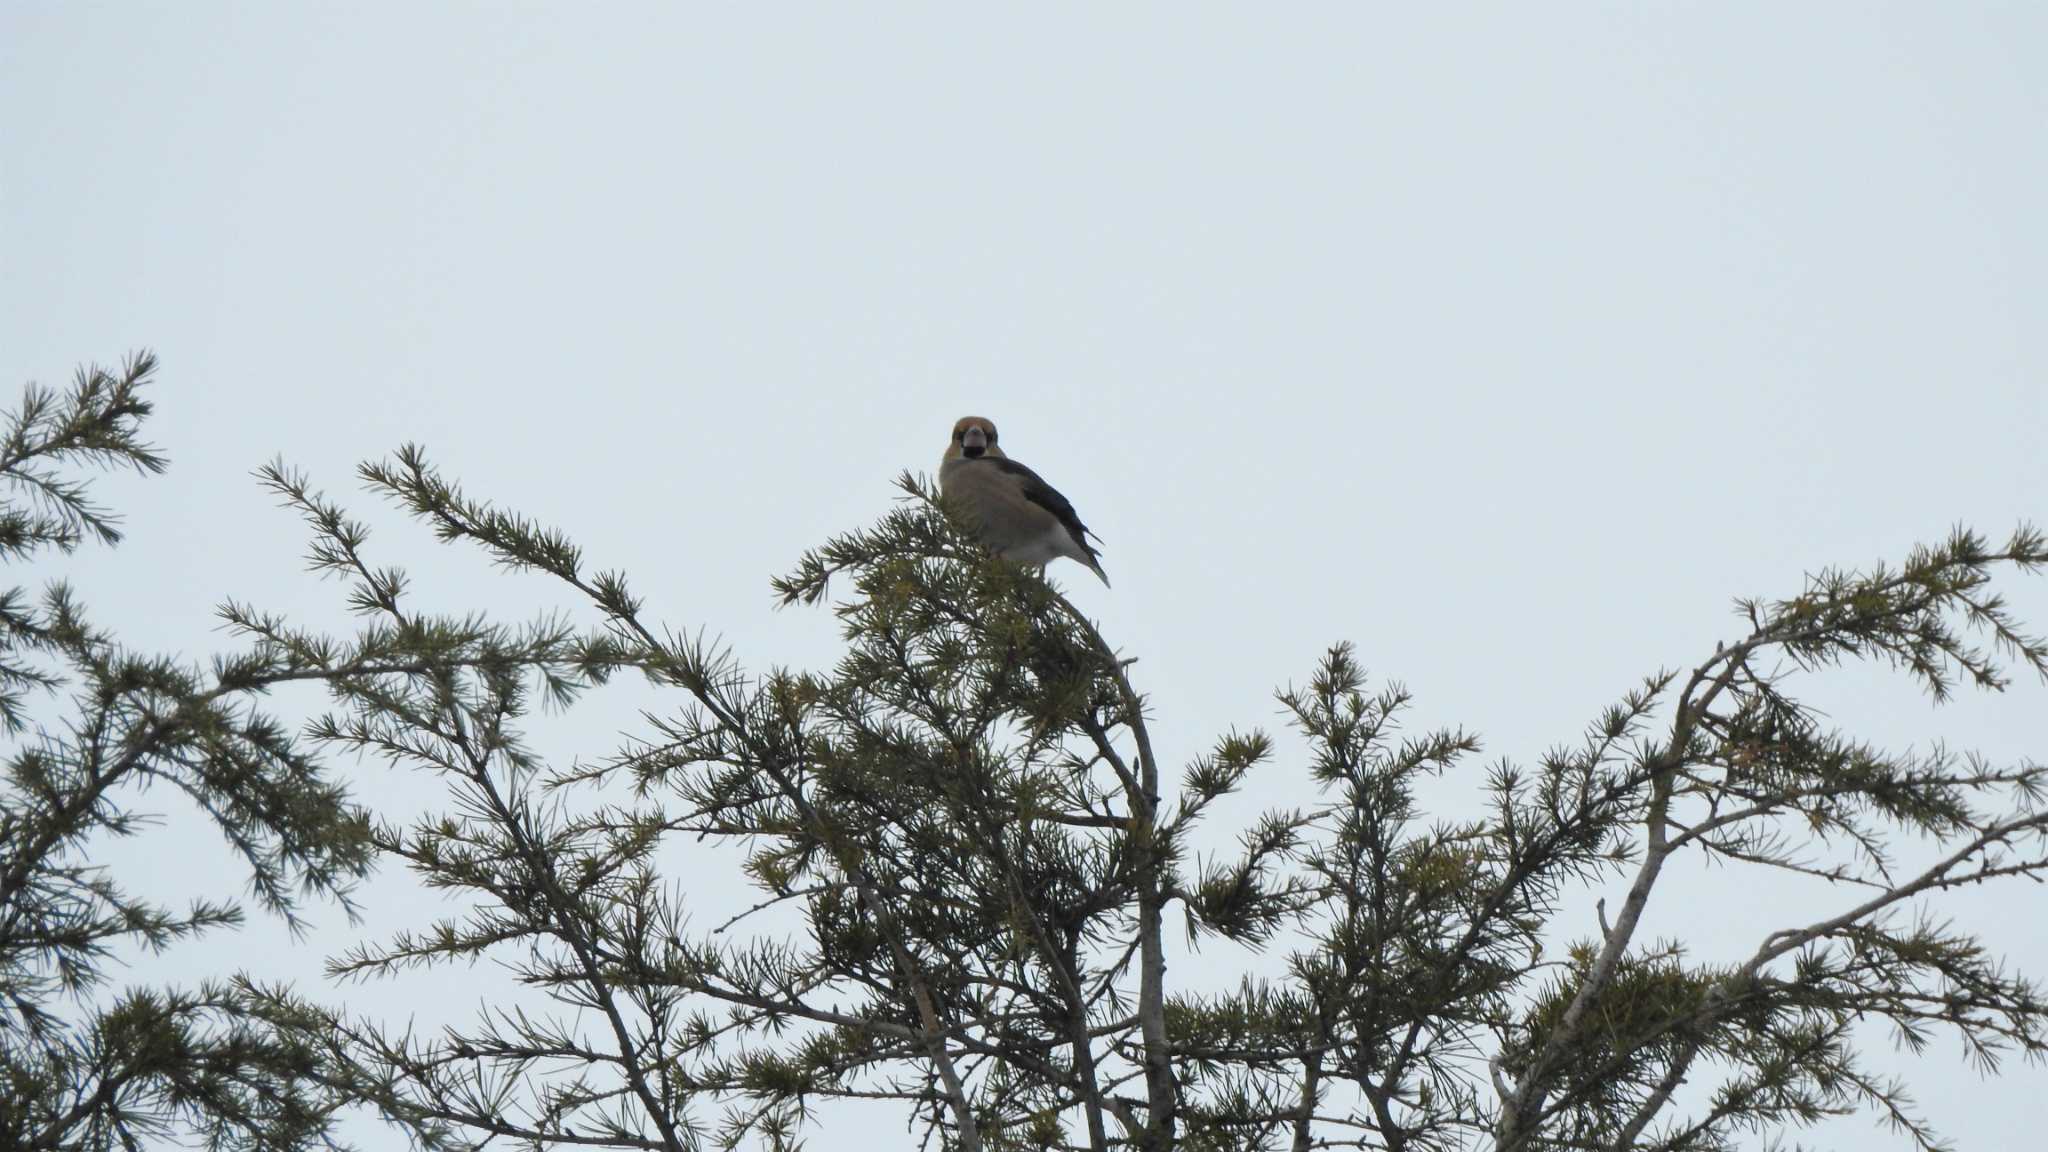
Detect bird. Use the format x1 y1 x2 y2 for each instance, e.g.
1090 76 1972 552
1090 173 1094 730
938 416 1110 587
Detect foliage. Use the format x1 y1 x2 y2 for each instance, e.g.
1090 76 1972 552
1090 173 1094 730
0 354 383 1150
254 447 2047 1151
6 355 2045 1152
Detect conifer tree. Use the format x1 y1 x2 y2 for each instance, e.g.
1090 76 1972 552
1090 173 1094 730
7 358 2045 1151
0 355 376 1150
263 445 2047 1151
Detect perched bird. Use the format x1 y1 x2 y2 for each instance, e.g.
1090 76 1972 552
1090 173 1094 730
939 416 1109 587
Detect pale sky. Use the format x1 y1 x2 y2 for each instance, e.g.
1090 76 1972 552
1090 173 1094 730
3 4 2045 1148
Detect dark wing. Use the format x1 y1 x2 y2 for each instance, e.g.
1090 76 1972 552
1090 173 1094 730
989 457 1101 551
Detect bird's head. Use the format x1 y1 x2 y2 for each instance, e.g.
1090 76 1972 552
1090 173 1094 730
947 416 1005 461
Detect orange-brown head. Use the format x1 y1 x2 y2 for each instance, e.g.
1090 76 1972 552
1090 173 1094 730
944 416 1006 462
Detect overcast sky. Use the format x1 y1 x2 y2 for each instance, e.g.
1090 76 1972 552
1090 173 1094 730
4 4 2045 1148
